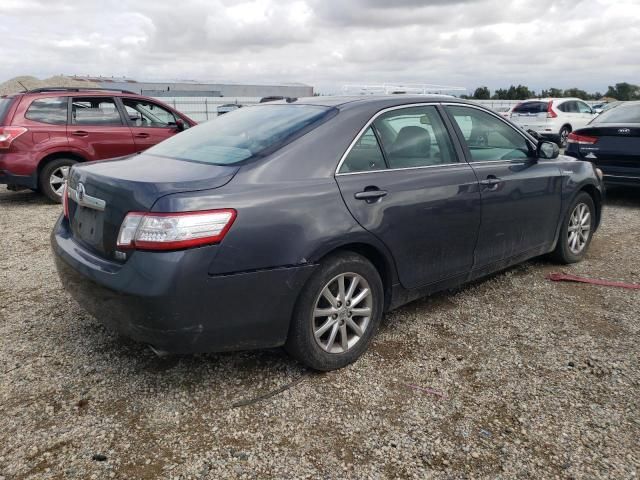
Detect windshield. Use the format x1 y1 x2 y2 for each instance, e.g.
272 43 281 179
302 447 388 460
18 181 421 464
0 98 15 124
147 104 334 165
592 103 640 124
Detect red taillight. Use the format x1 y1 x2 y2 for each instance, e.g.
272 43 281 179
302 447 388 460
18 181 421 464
116 209 237 251
0 127 28 150
546 101 557 118
63 182 69 218
567 132 598 145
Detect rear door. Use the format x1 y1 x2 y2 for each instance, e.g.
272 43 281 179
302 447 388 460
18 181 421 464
445 104 563 269
68 97 136 159
335 104 481 289
119 98 182 152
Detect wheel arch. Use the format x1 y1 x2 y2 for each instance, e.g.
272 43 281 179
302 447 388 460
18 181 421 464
37 151 87 179
578 182 603 230
313 241 398 311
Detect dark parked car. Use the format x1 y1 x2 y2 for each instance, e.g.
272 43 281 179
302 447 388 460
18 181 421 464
0 87 196 202
52 96 604 370
566 100 640 187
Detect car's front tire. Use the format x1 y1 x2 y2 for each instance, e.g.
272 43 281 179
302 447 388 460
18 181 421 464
39 158 77 203
285 252 384 371
552 192 595 264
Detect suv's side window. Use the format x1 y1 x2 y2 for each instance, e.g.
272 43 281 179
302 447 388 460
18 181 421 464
557 102 569 113
122 99 177 128
338 127 386 173
577 101 593 114
446 106 531 162
373 106 457 168
25 97 68 125
72 97 123 126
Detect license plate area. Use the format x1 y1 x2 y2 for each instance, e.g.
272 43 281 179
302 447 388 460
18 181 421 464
71 204 104 249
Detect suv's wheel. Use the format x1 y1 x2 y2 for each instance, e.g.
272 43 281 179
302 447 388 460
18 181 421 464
285 252 384 371
39 158 77 203
552 192 595 264
559 126 571 148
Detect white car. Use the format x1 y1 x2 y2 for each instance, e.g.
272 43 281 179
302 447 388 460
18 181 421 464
510 98 596 147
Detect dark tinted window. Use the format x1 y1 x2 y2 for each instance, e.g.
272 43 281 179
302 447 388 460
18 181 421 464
593 103 640 123
512 102 547 114
72 97 122 126
25 97 68 125
0 98 15 123
339 127 386 173
447 106 531 162
147 104 333 165
373 106 457 168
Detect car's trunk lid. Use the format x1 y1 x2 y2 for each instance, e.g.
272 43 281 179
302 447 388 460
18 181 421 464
578 124 640 170
67 153 239 259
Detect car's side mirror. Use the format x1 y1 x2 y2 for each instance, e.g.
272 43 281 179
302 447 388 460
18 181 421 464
537 141 560 159
175 119 185 132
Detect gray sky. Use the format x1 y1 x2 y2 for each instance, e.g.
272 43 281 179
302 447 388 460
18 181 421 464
2 0 638 94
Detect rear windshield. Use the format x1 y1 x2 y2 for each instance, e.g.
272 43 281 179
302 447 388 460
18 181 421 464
0 98 15 123
592 103 640 124
147 104 334 165
512 102 548 114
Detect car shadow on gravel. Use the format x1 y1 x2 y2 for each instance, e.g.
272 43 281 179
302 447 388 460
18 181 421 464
0 188 52 206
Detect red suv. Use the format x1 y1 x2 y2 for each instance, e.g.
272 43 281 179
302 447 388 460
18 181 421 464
0 87 196 202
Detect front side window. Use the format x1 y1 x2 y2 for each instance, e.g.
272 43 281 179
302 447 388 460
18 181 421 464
72 97 123 126
447 106 531 162
147 104 333 165
339 127 386 173
123 99 177 128
577 101 593 114
25 97 68 125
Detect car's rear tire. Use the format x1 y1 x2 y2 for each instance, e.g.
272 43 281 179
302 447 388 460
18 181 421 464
39 158 77 203
559 126 571 148
285 252 384 371
551 192 595 264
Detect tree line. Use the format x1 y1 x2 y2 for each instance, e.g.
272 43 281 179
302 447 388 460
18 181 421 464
461 82 640 101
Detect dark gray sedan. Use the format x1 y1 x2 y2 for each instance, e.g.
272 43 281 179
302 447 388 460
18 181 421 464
52 96 604 370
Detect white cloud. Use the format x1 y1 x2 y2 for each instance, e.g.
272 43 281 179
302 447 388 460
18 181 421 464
2 0 637 94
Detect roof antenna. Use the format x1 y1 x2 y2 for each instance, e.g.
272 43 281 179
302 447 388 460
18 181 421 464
17 81 28 92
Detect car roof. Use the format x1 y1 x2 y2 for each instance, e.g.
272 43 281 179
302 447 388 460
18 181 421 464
10 88 143 98
267 95 476 109
522 97 586 103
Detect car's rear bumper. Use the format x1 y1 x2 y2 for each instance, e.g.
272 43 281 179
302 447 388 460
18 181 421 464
602 173 640 187
51 215 316 354
0 169 37 189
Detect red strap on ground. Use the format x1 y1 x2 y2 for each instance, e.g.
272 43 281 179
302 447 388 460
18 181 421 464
546 272 640 290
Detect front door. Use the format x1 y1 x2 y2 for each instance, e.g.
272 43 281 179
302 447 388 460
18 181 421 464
119 98 181 152
445 105 563 269
336 105 481 290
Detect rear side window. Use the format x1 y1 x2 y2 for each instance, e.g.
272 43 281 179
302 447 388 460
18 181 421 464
593 103 640 123
512 102 547 114
72 97 123 126
147 104 333 165
0 98 15 124
339 127 386 173
25 97 68 125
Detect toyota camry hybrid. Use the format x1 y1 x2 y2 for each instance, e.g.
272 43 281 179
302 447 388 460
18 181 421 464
52 96 604 371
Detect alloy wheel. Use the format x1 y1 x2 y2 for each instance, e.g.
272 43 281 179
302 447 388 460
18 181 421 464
312 272 373 354
567 202 591 254
49 166 70 197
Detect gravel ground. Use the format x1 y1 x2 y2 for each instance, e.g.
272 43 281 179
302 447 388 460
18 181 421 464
1 185 639 480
